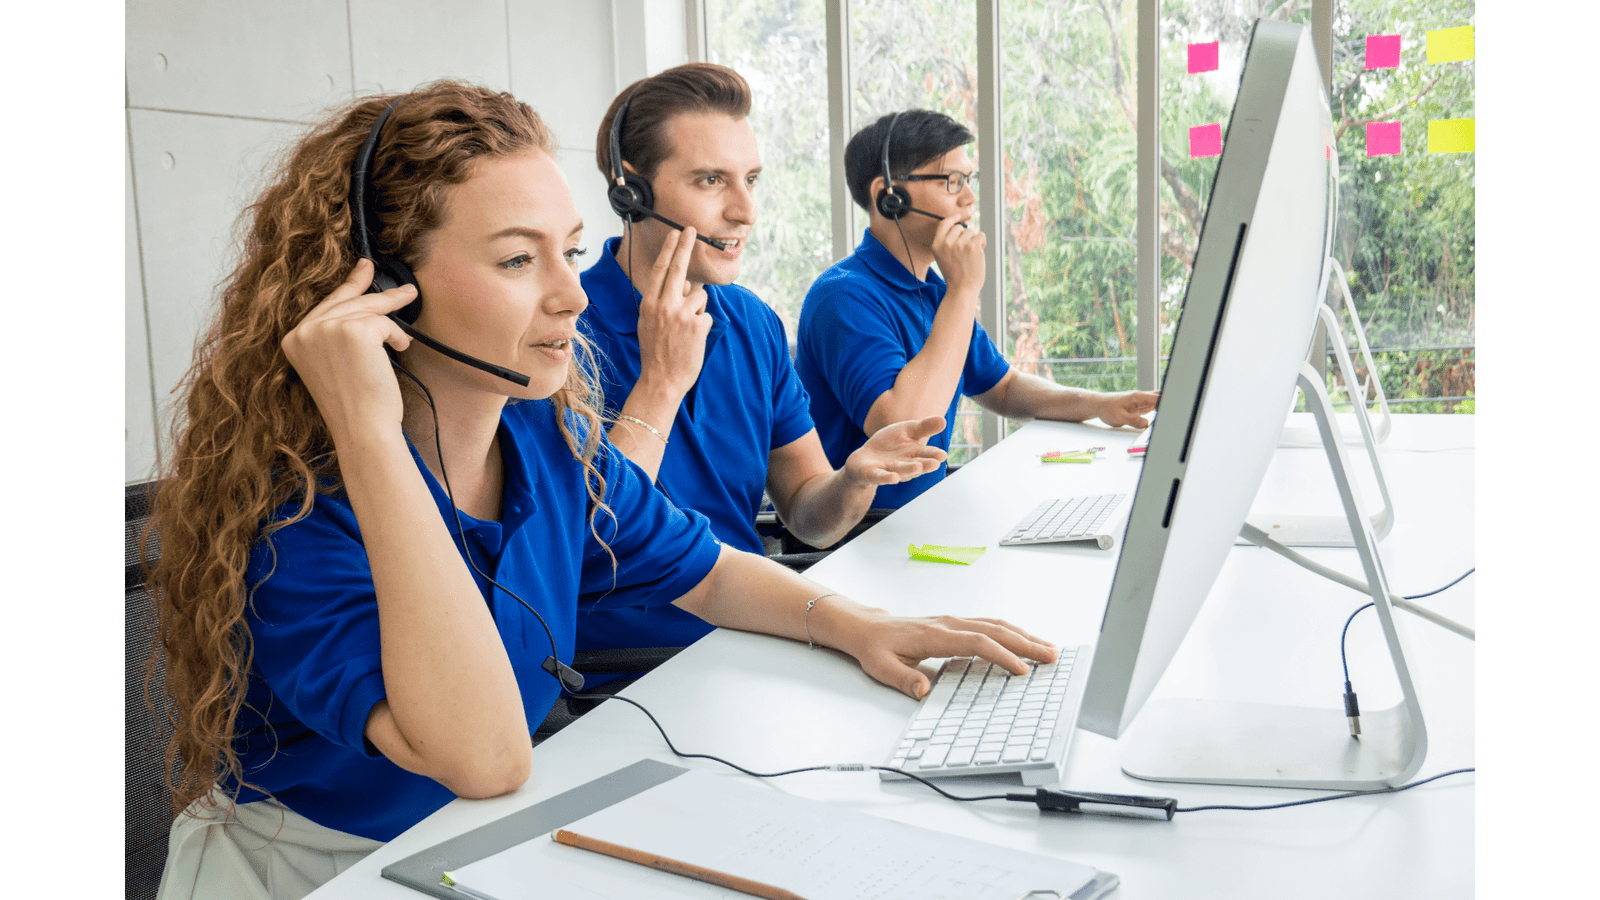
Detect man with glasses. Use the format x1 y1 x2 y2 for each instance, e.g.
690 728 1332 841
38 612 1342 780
796 110 1158 508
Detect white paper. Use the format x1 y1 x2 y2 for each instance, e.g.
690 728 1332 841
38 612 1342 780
450 769 1100 900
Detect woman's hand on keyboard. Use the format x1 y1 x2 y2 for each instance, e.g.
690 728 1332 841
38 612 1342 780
815 602 1059 700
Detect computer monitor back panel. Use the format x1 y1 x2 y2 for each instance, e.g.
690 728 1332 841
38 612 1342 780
1080 19 1335 739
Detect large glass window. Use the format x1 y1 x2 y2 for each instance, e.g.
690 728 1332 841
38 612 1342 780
1330 0 1475 412
705 0 1473 458
996 0 1150 451
704 0 831 333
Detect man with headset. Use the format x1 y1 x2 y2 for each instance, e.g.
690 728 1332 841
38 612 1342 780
795 109 1159 509
567 64 947 657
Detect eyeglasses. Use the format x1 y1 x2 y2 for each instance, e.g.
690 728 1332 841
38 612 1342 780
894 169 979 194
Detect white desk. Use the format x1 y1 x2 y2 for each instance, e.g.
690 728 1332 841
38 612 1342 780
310 414 1474 899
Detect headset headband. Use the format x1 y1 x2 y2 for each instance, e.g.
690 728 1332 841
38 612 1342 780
351 99 402 263
609 85 640 188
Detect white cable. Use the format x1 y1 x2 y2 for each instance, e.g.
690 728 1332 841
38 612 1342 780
1238 523 1475 640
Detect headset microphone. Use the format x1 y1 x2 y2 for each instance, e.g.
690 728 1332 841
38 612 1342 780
875 111 968 229
607 86 729 251
350 101 532 388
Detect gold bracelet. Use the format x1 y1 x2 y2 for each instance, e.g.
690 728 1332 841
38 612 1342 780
805 592 842 650
619 414 668 445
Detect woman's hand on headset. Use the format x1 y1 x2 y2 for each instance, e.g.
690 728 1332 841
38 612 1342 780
281 258 418 441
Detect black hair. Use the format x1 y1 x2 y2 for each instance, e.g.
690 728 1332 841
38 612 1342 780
844 110 975 212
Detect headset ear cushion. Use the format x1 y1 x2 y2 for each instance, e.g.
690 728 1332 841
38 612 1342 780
608 172 654 222
876 185 911 220
372 256 423 323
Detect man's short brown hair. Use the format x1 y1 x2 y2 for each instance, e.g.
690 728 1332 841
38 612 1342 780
595 62 753 185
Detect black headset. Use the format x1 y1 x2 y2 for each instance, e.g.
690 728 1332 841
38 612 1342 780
606 85 728 250
874 111 967 227
349 100 532 387
875 112 914 220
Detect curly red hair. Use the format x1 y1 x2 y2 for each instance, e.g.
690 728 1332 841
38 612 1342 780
149 81 609 817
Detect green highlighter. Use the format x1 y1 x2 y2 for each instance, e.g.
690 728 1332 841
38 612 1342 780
908 544 987 565
1041 447 1102 463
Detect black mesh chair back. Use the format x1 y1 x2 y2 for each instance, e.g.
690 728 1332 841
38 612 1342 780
126 481 173 900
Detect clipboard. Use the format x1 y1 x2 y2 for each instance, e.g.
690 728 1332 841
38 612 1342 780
384 759 1120 900
381 758 690 898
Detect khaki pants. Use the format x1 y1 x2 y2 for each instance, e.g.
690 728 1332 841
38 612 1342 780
156 787 383 900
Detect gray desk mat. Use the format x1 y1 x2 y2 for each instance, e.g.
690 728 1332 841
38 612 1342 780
381 758 688 898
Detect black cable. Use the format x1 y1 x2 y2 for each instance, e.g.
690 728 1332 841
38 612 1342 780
892 212 917 281
600 694 1009 804
601 692 1474 819
1402 568 1475 601
390 359 581 693
1341 568 1476 682
1339 602 1374 684
1176 767 1475 813
1340 568 1473 737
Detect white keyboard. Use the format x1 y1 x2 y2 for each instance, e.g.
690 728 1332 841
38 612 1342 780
1000 494 1129 550
881 647 1089 787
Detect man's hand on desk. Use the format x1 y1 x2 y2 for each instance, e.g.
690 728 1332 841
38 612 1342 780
811 600 1058 700
1094 390 1160 429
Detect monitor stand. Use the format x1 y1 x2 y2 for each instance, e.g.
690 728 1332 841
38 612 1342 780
1119 363 1427 790
1280 258 1393 447
1242 294 1394 547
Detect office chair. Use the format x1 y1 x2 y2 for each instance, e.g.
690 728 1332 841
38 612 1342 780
125 480 173 900
758 507 900 571
756 465 957 570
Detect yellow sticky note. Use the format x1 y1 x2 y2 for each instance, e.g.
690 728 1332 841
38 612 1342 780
909 544 986 565
1428 119 1474 153
1426 26 1474 64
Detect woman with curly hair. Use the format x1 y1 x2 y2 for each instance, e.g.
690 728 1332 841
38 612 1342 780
148 80 1055 900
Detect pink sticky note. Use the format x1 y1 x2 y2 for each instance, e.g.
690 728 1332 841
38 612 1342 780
1365 34 1402 69
1366 121 1402 157
1189 123 1222 158
1188 41 1220 74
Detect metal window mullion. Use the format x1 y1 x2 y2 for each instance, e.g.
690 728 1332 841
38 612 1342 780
1136 0 1159 392
976 0 1004 449
826 0 854 263
685 0 708 63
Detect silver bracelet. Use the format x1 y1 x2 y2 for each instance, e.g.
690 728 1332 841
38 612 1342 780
619 414 668 445
805 592 842 650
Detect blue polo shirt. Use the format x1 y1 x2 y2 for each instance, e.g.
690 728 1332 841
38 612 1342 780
571 237 814 650
797 229 1011 508
231 402 722 842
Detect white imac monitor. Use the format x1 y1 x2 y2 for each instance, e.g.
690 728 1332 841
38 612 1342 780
1077 19 1425 790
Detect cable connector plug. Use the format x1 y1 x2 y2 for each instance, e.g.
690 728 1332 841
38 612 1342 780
1344 680 1361 738
1008 788 1177 820
543 656 587 693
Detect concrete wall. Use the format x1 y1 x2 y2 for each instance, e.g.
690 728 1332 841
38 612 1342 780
125 0 687 482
